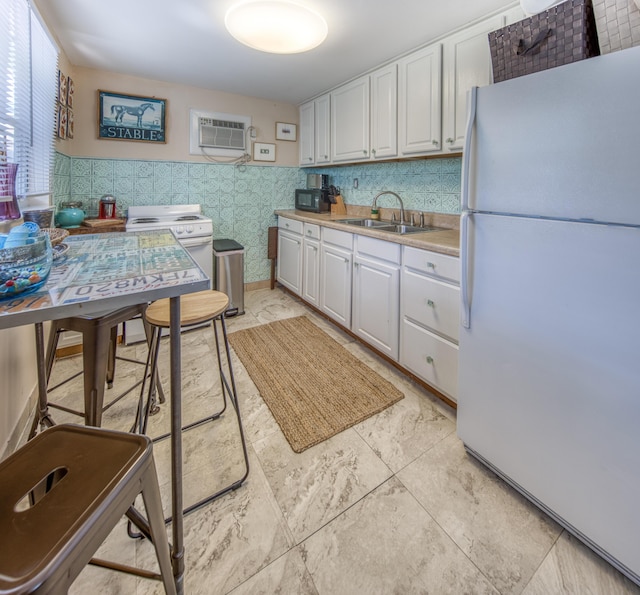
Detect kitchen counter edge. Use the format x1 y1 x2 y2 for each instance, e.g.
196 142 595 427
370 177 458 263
274 210 460 258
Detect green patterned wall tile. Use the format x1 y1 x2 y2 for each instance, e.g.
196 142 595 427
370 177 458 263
56 152 460 284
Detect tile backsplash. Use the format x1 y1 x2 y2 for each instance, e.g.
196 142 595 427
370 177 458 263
54 152 461 283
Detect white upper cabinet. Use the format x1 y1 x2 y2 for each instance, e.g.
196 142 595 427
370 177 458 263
370 64 398 160
398 43 442 156
301 6 518 165
331 75 370 163
299 100 315 165
299 94 330 166
314 94 331 164
442 14 504 152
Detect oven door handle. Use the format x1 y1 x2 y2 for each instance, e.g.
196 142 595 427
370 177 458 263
178 236 213 248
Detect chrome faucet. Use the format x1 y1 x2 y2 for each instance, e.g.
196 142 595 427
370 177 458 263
372 191 406 224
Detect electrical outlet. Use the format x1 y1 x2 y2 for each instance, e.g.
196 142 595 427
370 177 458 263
353 178 358 189
250 127 257 140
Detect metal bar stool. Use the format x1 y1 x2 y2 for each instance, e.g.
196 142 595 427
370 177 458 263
31 303 163 438
0 424 176 594
140 289 250 519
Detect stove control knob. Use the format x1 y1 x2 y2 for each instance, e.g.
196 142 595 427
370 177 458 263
174 225 183 235
186 225 194 234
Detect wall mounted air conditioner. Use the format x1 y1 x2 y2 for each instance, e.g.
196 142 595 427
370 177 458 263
189 109 251 157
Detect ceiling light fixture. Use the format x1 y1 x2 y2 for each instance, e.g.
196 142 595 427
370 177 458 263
225 0 328 54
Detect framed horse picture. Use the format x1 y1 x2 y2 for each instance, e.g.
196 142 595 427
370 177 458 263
98 90 167 143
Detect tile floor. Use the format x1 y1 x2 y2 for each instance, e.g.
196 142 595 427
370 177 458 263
34 288 639 594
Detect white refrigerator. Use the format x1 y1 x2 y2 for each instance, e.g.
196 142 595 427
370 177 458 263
457 46 640 585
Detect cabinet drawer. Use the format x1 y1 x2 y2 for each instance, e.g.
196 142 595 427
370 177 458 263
323 227 353 250
278 217 303 235
356 235 401 264
403 246 459 283
304 223 321 240
402 269 459 342
401 319 458 401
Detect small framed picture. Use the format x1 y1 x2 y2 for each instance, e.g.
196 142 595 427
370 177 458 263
66 109 74 139
276 122 297 141
58 70 67 106
57 105 67 139
253 142 276 162
67 77 75 109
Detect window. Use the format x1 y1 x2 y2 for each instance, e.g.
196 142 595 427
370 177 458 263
0 0 58 204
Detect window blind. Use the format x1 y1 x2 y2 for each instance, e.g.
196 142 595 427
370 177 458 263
0 0 58 202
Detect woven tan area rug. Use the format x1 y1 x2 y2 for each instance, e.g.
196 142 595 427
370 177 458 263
228 316 404 453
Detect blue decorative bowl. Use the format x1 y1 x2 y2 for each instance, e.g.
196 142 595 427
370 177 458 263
0 233 53 298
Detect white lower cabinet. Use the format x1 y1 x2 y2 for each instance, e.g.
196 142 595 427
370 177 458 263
320 228 354 327
277 217 303 296
400 245 460 402
352 236 400 360
302 223 321 306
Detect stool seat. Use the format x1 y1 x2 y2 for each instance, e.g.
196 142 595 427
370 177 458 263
0 424 175 594
145 290 229 328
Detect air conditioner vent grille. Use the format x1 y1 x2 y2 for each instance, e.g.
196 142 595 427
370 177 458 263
198 117 245 150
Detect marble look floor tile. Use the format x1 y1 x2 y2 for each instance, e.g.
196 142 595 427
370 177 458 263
246 288 310 324
397 433 562 595
69 518 138 594
137 448 295 595
523 531 640 595
229 547 319 595
253 428 392 543
354 384 456 473
151 406 249 517
301 476 498 595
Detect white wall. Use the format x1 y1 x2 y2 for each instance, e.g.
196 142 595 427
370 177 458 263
0 326 37 458
58 65 300 166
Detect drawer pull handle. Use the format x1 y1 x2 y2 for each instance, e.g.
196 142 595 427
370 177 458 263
427 299 435 307
426 356 434 364
427 262 435 269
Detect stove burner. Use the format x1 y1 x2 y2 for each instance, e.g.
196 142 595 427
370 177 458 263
131 217 159 224
176 215 200 221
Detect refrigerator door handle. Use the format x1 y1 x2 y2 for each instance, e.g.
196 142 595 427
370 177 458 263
460 86 478 213
461 211 471 329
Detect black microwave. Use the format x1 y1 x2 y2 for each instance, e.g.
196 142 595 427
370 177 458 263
295 188 330 213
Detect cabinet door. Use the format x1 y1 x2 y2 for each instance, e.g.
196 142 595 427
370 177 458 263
370 64 397 160
315 94 331 164
442 14 503 152
277 229 303 295
302 237 320 306
331 76 370 162
320 244 353 327
299 100 315 166
353 255 400 360
398 43 442 155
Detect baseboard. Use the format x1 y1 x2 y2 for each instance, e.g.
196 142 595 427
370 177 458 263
246 280 271 291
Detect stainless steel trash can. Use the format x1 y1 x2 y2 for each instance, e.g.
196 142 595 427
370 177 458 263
213 239 245 316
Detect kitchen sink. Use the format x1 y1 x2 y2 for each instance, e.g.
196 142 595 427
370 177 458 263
338 218 391 228
339 218 438 234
